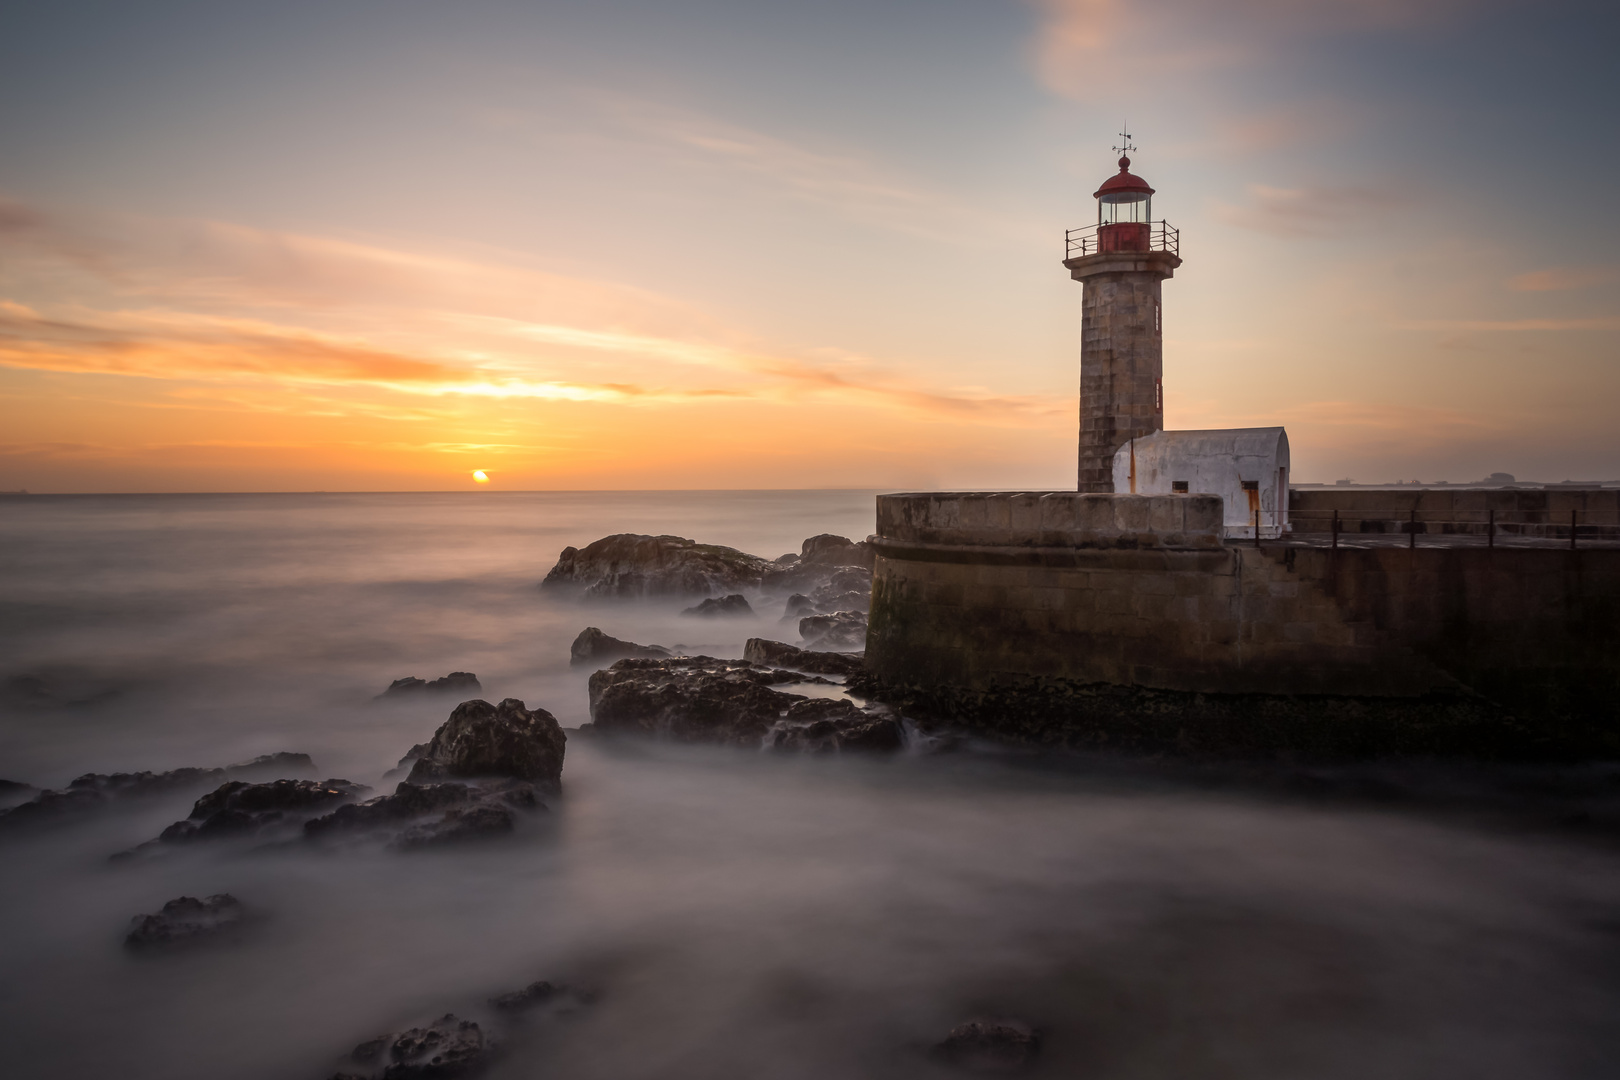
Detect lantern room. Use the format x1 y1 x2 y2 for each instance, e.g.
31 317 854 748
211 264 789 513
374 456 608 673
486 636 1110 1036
1094 155 1155 253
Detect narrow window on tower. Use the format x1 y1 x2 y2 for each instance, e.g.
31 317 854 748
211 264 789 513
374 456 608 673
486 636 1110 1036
1155 378 1163 413
1172 481 1189 493
1155 303 1161 333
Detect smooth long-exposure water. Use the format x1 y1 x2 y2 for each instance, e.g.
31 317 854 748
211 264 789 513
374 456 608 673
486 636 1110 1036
2 491 1618 1079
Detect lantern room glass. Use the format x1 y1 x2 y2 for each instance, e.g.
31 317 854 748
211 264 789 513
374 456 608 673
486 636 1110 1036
1098 191 1151 225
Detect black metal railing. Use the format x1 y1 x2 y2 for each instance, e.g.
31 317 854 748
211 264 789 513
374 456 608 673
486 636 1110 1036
1064 221 1179 261
1239 508 1620 550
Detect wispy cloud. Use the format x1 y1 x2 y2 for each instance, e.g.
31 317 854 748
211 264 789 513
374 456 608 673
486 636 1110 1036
1399 316 1620 332
1507 265 1620 292
0 198 1066 427
601 99 1034 245
1031 0 1493 100
1211 183 1405 237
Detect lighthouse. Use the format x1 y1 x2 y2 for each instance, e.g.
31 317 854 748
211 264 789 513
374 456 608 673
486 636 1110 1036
1062 137 1182 493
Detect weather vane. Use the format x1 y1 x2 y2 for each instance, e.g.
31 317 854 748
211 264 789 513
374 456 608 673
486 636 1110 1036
1112 125 1136 157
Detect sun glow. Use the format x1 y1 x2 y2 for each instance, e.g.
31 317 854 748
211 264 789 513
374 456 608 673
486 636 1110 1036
471 470 489 483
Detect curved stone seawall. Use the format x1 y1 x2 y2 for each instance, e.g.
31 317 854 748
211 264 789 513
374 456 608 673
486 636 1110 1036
865 492 1620 755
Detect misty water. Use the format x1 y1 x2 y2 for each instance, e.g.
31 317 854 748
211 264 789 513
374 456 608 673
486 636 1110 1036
2 491 1618 1079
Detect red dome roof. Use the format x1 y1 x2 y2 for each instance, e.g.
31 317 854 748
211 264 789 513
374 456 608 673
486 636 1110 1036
1093 155 1155 201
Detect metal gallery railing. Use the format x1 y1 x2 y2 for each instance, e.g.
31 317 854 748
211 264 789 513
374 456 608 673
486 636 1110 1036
1063 220 1180 260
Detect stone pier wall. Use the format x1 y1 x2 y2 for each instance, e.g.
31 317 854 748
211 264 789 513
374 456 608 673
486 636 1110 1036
865 492 1620 753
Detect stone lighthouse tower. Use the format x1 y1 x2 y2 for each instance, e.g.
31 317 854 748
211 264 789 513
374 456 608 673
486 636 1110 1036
1062 139 1182 492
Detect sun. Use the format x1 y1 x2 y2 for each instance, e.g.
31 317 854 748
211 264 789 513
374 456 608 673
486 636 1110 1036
471 470 490 483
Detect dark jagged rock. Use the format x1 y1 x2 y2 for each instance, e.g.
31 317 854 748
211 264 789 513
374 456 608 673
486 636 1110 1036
809 565 873 611
490 980 561 1012
306 780 537 850
586 656 901 752
798 533 876 569
930 1018 1042 1073
800 610 868 650
395 804 515 849
767 699 903 753
781 593 817 620
0 778 38 809
379 672 482 699
405 698 566 793
586 657 803 746
0 753 318 830
125 893 246 949
148 779 369 846
540 534 771 600
680 594 755 618
569 627 672 667
306 782 479 837
743 638 865 676
383 744 429 780
335 1013 489 1079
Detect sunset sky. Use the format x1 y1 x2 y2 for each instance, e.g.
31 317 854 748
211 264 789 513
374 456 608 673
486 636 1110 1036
1 0 1616 492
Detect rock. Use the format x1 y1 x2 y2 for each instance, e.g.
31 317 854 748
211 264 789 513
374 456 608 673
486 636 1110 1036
586 656 900 753
490 980 561 1012
772 553 800 566
569 627 672 667
336 1013 489 1079
838 716 907 752
781 593 817 620
125 893 246 949
0 754 318 829
149 778 369 846
743 639 865 676
540 534 771 600
810 565 873 611
394 804 515 849
0 778 38 809
587 657 800 746
800 611 868 650
405 698 566 794
680 594 755 618
305 781 478 837
383 744 429 780
232 752 319 776
766 699 903 753
305 779 538 851
798 534 876 570
931 1018 1042 1073
379 672 482 699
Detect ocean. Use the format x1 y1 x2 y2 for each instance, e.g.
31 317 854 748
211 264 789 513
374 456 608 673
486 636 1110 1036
1 491 1617 1079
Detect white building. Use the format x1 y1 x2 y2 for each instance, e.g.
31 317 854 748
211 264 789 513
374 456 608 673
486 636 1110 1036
1112 427 1291 538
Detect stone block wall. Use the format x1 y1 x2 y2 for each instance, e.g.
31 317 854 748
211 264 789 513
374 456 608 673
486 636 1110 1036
1064 250 1180 494
876 491 1222 550
866 493 1620 717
